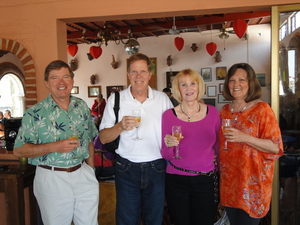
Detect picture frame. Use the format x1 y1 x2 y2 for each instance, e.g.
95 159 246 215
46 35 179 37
106 85 124 98
201 67 212 82
71 86 79 94
203 98 216 106
218 94 231 103
166 71 179 88
88 86 101 98
207 86 216 97
256 73 266 87
216 67 227 80
219 83 224 93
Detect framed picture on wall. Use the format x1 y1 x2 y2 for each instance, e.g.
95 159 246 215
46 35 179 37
88 86 101 98
106 85 124 98
219 83 224 93
166 71 179 88
203 98 216 106
256 73 266 87
218 94 231 103
216 67 227 80
71 86 79 94
207 86 216 97
201 67 212 82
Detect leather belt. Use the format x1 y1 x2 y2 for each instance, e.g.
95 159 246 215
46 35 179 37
39 162 83 173
169 161 215 176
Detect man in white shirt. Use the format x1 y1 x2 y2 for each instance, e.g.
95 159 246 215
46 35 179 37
100 53 172 225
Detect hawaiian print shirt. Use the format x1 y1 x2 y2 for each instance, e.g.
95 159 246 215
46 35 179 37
14 95 98 167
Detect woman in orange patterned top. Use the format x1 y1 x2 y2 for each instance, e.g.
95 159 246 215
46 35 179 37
219 63 283 225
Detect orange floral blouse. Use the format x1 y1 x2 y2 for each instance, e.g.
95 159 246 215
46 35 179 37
219 101 283 218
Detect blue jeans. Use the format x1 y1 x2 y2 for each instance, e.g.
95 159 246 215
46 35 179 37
115 155 166 225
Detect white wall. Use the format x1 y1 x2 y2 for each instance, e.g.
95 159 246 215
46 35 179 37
68 24 271 111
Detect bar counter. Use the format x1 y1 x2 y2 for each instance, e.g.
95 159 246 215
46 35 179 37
0 147 37 225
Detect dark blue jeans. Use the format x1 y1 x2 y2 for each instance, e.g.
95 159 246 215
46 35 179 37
115 155 166 225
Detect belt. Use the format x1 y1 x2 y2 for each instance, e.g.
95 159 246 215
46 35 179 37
39 162 83 173
169 161 215 176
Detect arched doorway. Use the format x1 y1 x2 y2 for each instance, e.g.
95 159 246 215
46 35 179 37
0 73 25 117
0 38 38 110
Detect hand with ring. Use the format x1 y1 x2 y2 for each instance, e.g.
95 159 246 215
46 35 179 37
164 134 179 148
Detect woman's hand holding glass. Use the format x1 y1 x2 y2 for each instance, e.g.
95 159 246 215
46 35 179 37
222 120 245 150
164 126 183 159
222 119 232 151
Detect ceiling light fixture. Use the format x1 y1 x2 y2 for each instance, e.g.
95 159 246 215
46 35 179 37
81 21 140 54
219 32 229 40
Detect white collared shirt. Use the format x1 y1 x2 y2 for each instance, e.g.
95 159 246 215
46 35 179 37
100 86 173 163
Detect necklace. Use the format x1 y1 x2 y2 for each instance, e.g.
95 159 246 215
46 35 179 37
230 104 247 121
180 103 201 122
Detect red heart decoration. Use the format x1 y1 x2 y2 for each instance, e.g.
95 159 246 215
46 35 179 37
89 46 102 59
206 42 217 56
174 37 184 51
67 44 78 57
233 19 248 39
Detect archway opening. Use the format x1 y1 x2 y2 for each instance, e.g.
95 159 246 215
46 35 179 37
0 73 25 117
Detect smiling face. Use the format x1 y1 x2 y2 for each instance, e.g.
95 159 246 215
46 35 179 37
228 68 249 100
127 59 152 95
45 67 74 103
178 75 199 103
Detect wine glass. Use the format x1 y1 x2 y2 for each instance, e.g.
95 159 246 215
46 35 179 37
69 130 79 158
132 110 142 140
172 126 182 159
222 119 231 151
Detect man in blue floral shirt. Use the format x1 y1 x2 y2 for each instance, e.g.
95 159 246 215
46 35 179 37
14 60 99 225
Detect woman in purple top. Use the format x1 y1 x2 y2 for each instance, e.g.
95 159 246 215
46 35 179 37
161 68 220 225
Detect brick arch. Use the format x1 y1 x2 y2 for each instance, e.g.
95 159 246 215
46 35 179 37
0 38 37 108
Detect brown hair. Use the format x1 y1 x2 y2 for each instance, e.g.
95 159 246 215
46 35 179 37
172 68 205 103
127 53 152 72
223 63 261 102
44 60 74 81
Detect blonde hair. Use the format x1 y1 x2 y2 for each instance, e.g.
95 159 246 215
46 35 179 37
172 68 205 103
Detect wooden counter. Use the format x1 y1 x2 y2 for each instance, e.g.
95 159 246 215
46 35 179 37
0 148 19 165
0 164 37 225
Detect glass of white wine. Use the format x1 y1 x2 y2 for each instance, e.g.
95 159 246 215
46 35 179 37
222 119 231 151
172 126 182 159
132 110 142 140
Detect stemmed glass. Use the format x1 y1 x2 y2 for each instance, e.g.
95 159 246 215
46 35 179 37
69 130 79 158
222 119 231 151
132 110 142 140
172 126 182 159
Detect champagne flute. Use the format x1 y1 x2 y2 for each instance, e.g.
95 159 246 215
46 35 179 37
132 110 142 140
222 119 231 151
69 130 79 158
172 126 182 159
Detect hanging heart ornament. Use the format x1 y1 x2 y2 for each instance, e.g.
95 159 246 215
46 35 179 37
67 44 78 57
233 19 248 39
206 42 217 56
89 46 102 59
174 37 184 51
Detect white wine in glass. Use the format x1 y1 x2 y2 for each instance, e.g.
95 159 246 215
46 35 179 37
172 126 182 159
132 110 142 140
222 119 231 151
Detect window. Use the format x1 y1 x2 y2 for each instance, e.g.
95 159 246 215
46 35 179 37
0 73 25 117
